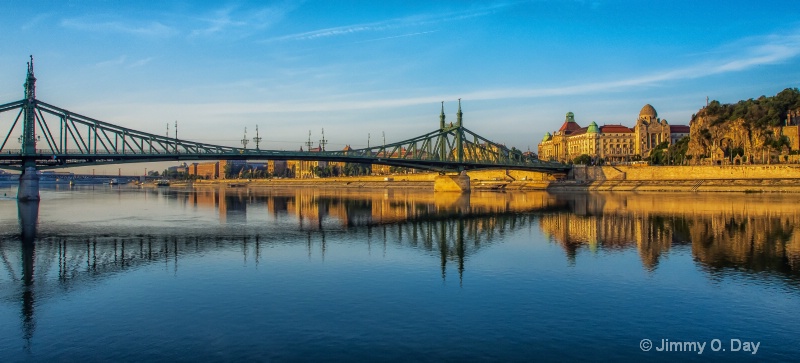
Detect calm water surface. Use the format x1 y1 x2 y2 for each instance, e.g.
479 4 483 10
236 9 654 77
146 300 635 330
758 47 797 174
0 184 799 362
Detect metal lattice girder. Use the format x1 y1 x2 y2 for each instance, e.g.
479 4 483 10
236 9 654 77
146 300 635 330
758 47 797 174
0 99 568 172
0 61 568 173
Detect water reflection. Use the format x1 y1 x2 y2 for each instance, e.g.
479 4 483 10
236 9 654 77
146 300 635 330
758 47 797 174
2 188 551 347
3 187 800 351
17 201 38 350
541 192 800 278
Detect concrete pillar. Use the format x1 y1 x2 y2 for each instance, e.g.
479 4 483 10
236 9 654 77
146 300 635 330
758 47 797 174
18 200 39 244
18 167 40 201
434 173 471 193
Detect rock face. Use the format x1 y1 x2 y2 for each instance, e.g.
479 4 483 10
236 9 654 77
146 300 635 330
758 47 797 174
687 88 800 164
687 115 782 163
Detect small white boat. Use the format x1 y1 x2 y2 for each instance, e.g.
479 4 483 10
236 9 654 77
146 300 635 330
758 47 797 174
109 178 119 185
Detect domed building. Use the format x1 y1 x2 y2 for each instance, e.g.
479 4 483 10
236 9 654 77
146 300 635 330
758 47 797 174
635 104 679 156
538 113 636 163
537 105 690 163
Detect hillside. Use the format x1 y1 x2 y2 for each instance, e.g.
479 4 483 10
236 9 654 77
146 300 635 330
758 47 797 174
686 88 800 163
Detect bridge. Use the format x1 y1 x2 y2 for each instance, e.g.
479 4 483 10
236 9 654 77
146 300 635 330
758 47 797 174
0 57 568 198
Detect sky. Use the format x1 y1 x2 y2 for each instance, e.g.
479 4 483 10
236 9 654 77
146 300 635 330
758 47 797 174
1 0 800 174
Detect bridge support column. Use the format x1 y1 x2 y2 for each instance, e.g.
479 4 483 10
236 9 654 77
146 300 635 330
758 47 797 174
434 172 471 193
18 167 40 201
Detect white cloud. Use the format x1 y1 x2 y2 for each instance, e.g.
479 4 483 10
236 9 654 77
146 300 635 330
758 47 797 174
61 18 176 37
263 3 512 42
117 27 800 117
189 3 298 38
21 13 53 31
95 56 127 67
128 57 155 68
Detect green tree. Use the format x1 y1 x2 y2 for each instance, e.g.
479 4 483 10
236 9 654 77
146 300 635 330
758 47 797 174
572 154 592 165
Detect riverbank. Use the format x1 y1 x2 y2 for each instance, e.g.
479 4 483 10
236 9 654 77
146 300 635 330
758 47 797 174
193 173 437 190
185 164 800 193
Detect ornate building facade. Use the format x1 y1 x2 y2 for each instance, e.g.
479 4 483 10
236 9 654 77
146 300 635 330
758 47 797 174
538 105 690 163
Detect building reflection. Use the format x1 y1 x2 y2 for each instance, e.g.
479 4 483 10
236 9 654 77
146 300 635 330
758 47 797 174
5 188 800 347
180 186 560 228
540 193 800 276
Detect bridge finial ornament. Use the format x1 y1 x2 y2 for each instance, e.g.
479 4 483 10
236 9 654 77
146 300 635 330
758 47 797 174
25 55 36 102
439 101 446 130
457 98 463 127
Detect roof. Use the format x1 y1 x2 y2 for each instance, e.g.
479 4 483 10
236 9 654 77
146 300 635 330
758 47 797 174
599 124 634 133
558 120 582 133
569 127 589 136
670 125 690 133
587 121 599 134
640 104 657 119
558 111 581 133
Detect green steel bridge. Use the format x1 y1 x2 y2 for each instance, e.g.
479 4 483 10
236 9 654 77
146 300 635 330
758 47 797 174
0 57 569 174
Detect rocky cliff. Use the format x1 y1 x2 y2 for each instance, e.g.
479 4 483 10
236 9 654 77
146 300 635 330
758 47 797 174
686 88 800 163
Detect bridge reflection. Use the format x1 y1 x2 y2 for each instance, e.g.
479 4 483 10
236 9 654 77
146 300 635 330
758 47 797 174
3 189 800 347
1 188 560 347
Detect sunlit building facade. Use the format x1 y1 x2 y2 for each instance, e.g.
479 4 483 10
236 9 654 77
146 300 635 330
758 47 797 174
538 105 690 163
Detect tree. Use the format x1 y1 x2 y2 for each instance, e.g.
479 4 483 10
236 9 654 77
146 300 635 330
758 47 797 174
572 154 592 165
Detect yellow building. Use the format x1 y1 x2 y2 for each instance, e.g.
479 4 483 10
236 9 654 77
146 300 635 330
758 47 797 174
538 105 689 163
781 108 800 150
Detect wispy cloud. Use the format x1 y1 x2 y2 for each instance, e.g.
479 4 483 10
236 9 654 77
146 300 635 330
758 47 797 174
95 56 127 67
353 31 438 44
190 3 298 38
21 13 53 31
190 6 247 37
263 3 511 43
128 57 155 68
172 28 800 114
61 17 176 37
95 56 155 69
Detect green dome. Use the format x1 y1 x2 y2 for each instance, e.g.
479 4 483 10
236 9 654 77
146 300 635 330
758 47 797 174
542 132 552 142
587 121 599 133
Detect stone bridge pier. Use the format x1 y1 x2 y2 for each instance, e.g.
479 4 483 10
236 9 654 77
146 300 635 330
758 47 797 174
18 167 40 201
434 172 471 193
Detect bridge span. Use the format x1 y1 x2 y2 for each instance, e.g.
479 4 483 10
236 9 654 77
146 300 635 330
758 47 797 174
0 57 568 198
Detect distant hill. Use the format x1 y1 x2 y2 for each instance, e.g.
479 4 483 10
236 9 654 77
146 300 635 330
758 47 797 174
687 88 800 163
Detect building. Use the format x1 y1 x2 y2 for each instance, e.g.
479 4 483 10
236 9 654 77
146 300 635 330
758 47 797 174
192 162 220 179
167 162 189 175
268 160 288 177
538 105 690 163
781 108 800 150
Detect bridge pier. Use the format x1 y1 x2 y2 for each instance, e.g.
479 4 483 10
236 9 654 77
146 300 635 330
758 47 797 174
18 167 40 201
434 172 471 193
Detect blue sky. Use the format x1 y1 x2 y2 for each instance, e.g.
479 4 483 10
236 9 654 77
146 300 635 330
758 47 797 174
1 0 800 172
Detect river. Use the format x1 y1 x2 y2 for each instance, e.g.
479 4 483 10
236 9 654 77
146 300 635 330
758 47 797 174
0 184 798 361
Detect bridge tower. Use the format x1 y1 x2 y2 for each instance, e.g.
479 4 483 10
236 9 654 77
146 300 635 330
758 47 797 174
19 56 40 201
433 99 470 193
456 99 464 165
439 102 447 159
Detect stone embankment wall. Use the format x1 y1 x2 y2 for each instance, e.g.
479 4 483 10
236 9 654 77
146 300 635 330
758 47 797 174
573 165 800 181
558 165 800 193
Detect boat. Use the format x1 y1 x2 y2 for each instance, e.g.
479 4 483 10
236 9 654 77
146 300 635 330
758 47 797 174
109 178 119 185
156 179 170 187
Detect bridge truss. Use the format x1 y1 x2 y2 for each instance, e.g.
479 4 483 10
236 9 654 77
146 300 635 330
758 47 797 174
0 58 568 173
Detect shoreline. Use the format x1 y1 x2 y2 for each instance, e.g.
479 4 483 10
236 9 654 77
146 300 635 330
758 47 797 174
188 165 800 193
